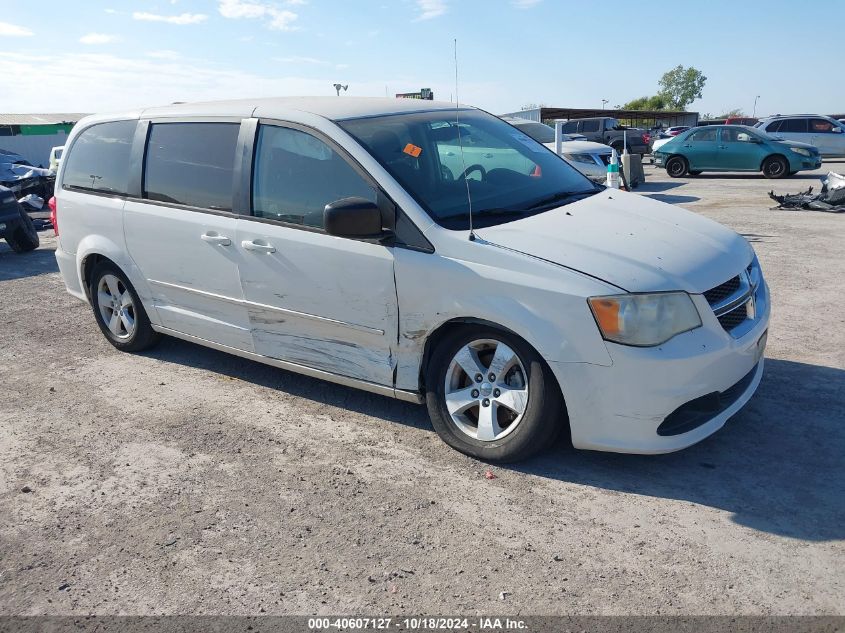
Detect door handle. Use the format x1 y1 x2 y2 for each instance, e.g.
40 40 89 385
241 239 276 254
201 232 231 246
483 153 494 158
719 145 727 149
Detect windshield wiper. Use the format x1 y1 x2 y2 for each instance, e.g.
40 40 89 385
446 208 526 221
524 189 597 211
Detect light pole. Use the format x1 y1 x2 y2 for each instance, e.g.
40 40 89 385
601 99 609 110
753 95 760 118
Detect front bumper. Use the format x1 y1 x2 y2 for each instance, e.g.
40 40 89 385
550 281 770 454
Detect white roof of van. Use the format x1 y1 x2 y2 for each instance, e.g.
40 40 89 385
137 97 468 121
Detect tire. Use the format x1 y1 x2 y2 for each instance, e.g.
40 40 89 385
689 170 702 176
425 326 563 462
666 156 688 178
5 210 39 253
89 261 160 352
762 155 788 179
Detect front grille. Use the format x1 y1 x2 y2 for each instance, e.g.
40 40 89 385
656 363 759 436
704 276 741 305
717 308 748 332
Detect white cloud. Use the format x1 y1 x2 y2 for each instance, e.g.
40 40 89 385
146 50 182 60
275 56 329 65
132 12 209 25
511 0 542 7
0 21 34 37
0 50 499 114
79 33 119 45
218 0 299 30
414 0 447 20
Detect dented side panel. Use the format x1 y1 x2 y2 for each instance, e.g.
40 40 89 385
236 219 398 386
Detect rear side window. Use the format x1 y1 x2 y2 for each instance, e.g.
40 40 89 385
252 125 375 228
560 121 579 133
63 120 136 194
779 119 808 133
689 128 717 142
144 122 240 210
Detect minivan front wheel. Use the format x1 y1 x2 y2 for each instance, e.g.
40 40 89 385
90 261 160 352
762 155 788 179
425 327 562 462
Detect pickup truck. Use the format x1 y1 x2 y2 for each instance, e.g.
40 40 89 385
559 117 650 155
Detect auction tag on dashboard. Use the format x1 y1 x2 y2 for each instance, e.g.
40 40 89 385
403 143 422 158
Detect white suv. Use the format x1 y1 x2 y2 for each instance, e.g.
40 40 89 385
53 97 769 461
755 114 845 157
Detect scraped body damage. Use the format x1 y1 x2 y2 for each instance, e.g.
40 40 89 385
392 242 615 393
236 220 398 386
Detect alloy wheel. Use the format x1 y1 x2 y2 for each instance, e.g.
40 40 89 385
97 274 136 340
444 338 529 442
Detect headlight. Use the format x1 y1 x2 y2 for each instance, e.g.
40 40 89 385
564 153 599 165
790 147 811 157
588 292 702 346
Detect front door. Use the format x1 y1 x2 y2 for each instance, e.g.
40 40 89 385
124 120 253 351
235 122 397 386
717 127 768 171
808 118 841 155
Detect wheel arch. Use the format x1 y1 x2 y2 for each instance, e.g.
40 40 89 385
417 317 564 404
760 152 788 172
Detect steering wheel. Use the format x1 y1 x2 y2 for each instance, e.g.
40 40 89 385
461 164 487 181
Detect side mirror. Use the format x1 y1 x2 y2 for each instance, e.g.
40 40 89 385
832 127 843 134
324 197 384 238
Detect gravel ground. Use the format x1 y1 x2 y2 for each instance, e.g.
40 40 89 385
1 164 843 616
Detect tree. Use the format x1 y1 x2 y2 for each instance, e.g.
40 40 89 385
658 65 707 110
622 94 669 111
717 108 746 119
521 102 547 111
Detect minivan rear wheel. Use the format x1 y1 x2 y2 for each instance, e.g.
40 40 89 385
90 261 160 352
425 327 562 462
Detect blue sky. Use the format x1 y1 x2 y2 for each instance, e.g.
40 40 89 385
0 0 842 116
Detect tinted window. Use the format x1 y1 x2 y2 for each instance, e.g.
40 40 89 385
809 118 835 133
63 120 136 194
512 121 555 144
779 118 808 133
561 121 579 133
765 120 783 133
144 123 239 210
252 125 375 228
581 119 600 133
689 128 717 142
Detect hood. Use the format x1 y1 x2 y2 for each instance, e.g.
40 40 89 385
474 189 752 293
773 139 817 151
544 140 612 154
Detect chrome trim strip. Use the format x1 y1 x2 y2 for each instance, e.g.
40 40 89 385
712 288 753 317
148 279 385 336
151 325 423 404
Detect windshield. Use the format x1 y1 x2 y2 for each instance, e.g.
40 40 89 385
339 109 598 230
510 120 556 144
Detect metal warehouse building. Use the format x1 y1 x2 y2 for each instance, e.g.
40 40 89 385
501 106 699 129
0 113 87 167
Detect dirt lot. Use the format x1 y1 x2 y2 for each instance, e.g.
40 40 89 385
1 164 843 616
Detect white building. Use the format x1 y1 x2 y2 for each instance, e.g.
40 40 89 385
0 113 87 167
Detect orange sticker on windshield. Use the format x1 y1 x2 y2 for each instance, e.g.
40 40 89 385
403 143 422 158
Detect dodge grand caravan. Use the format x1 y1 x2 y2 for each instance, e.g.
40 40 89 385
54 97 769 462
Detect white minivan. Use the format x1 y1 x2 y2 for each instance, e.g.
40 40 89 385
53 97 769 462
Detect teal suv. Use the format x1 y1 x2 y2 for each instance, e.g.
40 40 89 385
654 125 822 179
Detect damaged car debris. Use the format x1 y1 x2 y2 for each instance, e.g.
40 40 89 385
0 152 56 200
769 172 845 213
0 184 40 253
